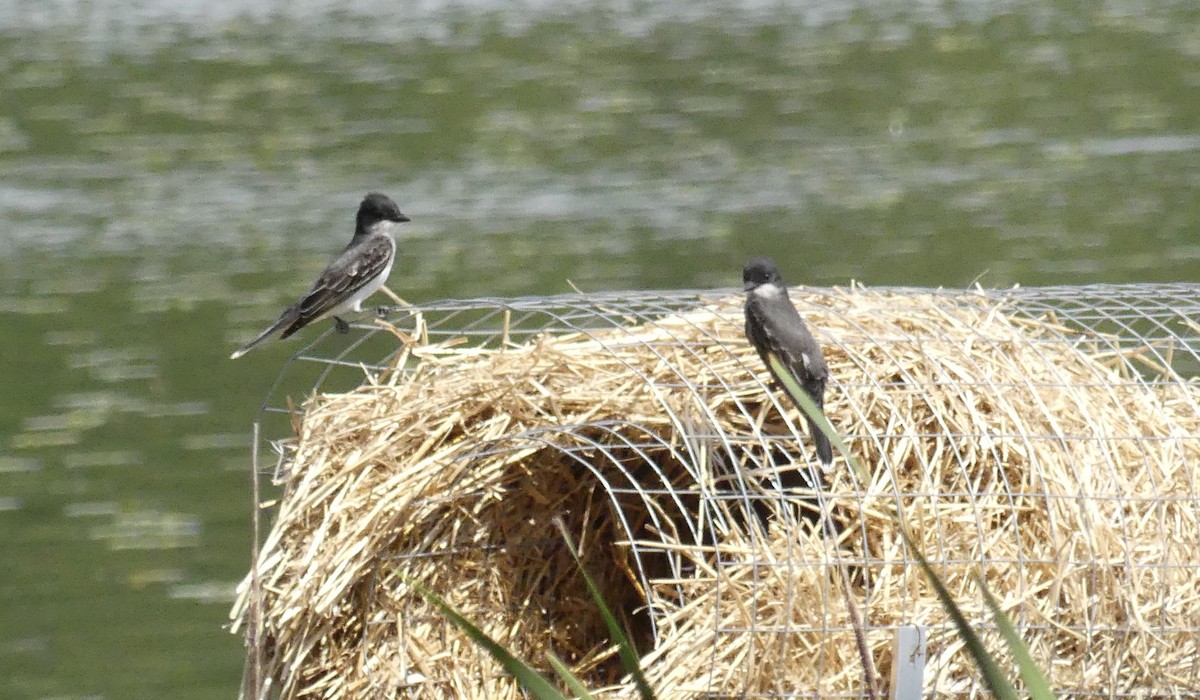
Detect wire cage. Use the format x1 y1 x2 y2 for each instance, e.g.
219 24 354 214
232 283 1200 700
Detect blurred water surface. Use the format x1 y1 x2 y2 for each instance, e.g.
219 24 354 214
2 0 1200 696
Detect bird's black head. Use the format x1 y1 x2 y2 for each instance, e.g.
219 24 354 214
743 256 785 292
356 192 411 233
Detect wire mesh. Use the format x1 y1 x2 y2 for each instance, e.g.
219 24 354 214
240 282 1200 699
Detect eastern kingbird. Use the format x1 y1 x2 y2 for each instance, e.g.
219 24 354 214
743 256 833 467
229 192 410 360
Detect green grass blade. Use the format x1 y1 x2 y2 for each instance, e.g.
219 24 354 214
766 351 1055 698
977 575 1056 699
899 529 1019 700
409 581 570 700
546 652 599 700
766 352 868 484
553 520 657 700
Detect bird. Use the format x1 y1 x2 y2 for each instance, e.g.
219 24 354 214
742 256 834 467
229 192 410 360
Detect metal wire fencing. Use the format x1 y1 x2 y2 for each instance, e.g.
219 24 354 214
238 283 1200 699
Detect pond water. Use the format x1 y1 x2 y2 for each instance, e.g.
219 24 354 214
2 1 1200 696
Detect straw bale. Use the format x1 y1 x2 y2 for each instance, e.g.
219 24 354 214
233 287 1200 699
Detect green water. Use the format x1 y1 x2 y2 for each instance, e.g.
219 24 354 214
3 1 1200 696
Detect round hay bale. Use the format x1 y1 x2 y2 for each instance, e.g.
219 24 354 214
233 284 1200 699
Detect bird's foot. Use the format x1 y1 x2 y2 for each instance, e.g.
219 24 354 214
334 317 350 334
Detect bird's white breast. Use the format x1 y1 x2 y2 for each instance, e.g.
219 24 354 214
337 235 395 315
752 283 784 300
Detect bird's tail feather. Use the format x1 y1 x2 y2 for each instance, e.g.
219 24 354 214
806 415 834 467
229 310 297 360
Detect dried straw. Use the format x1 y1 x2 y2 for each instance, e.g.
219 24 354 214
232 287 1200 699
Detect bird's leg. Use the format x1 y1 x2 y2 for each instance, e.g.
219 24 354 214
377 285 412 318
334 316 350 334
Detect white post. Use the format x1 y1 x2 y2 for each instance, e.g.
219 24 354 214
890 624 928 700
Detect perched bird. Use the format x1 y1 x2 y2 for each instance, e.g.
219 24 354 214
742 256 833 467
229 193 410 360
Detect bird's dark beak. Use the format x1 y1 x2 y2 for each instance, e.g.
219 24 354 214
743 280 755 292
396 213 411 223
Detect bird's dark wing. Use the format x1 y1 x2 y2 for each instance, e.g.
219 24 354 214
745 294 834 465
279 236 394 339
745 296 829 400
